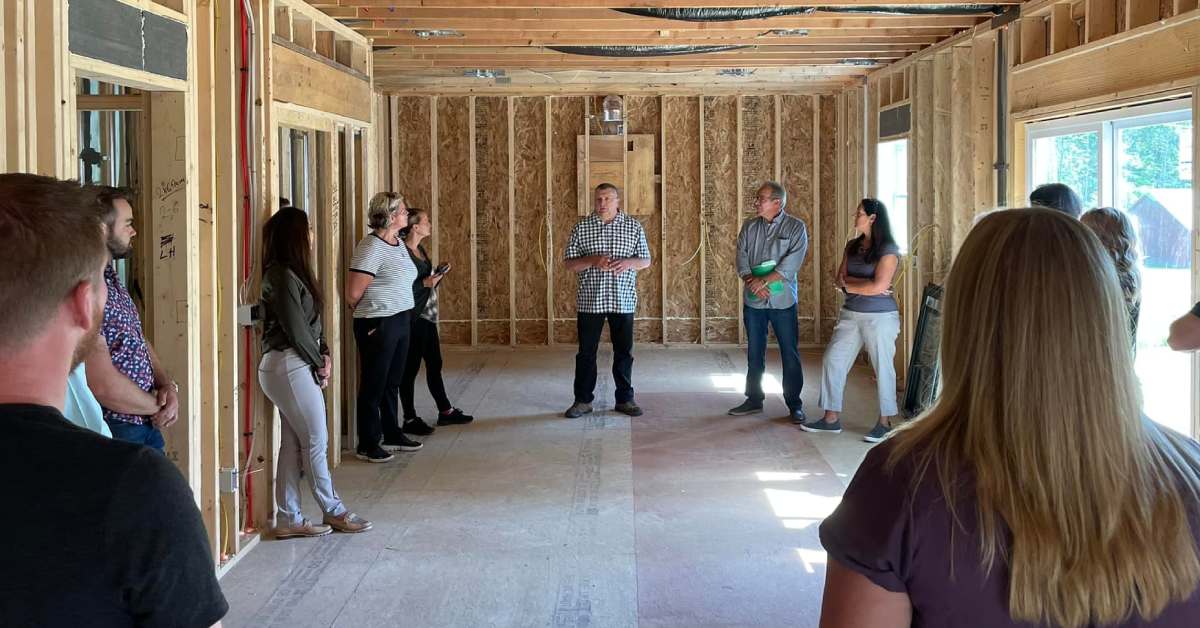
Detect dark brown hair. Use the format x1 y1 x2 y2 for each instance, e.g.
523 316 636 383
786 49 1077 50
0 174 109 351
262 207 323 308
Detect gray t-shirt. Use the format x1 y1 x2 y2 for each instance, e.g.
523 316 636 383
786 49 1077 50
842 239 900 313
821 440 1200 627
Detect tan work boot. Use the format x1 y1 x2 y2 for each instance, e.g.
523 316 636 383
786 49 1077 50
324 511 373 533
274 519 332 539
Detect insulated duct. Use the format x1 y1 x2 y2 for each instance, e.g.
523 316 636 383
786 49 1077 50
615 5 1003 20
547 44 749 57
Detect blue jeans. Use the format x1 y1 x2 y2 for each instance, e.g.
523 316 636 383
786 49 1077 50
744 305 804 410
106 420 166 452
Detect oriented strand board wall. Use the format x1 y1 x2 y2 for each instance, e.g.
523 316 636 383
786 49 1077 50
474 96 511 345
394 96 431 213
436 96 472 345
663 96 702 344
624 95 664 343
825 90 854 341
513 97 549 345
703 96 739 344
388 92 842 346
779 95 818 344
552 97 585 344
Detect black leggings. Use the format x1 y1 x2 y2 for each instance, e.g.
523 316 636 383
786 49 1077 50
353 310 411 448
400 316 452 418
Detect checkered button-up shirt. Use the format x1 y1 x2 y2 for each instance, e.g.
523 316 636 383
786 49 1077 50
564 212 651 314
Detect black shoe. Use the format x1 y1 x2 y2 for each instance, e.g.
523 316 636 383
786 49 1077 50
727 400 763 416
564 402 593 418
381 435 423 452
437 408 474 426
355 446 395 463
615 401 643 417
402 417 436 436
789 407 809 425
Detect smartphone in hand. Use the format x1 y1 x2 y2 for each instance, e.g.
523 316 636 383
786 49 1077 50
435 262 450 275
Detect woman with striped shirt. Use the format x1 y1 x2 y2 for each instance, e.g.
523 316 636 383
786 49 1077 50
346 192 421 462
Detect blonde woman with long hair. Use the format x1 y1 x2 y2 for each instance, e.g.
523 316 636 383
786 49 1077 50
818 208 1200 627
1081 206 1142 344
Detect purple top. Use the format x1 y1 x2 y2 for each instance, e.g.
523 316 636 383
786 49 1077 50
820 441 1200 627
100 265 155 425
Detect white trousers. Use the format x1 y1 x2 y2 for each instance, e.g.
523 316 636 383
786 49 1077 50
259 349 346 527
819 310 901 417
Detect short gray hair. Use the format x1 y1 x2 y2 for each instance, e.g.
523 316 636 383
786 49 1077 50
760 181 787 208
367 191 405 230
594 183 621 198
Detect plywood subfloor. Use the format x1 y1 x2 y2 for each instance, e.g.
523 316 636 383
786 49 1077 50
219 347 886 627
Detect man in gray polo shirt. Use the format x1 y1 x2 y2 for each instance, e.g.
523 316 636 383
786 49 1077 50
729 181 810 423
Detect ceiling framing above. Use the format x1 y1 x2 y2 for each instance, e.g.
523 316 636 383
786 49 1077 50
310 1 1017 93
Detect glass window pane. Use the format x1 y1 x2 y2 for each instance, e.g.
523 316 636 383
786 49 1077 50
1117 116 1193 435
1031 131 1100 208
877 139 909 252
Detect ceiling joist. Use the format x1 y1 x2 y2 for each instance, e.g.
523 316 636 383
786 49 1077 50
311 1 996 91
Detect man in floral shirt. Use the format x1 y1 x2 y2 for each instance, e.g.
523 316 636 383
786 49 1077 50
82 188 179 450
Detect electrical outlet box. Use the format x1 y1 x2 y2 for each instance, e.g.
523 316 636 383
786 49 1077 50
237 303 261 326
219 467 238 494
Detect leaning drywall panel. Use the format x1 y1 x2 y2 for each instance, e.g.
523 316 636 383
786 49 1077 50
663 96 702 344
437 96 472 345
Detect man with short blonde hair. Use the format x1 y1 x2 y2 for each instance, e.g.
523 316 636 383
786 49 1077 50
0 174 227 627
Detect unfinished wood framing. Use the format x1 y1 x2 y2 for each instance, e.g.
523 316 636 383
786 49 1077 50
663 96 702 344
625 95 664 343
436 96 472 345
551 97 583 344
544 95 554 344
513 96 549 345
703 96 739 344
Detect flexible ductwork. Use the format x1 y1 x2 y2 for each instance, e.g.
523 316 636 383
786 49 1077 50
615 5 1003 20
547 44 749 57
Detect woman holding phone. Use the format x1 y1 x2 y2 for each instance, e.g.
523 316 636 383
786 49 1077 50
398 209 474 434
259 207 370 537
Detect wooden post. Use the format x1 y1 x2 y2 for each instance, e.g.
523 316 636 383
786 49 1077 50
1192 83 1200 440
468 96 478 346
430 95 439 265
812 94 822 344
508 96 516 346
388 95 400 191
736 96 744 346
545 95 554 345
147 90 201 491
213 0 242 558
659 96 668 345
698 96 707 344
193 0 221 563
318 127 342 466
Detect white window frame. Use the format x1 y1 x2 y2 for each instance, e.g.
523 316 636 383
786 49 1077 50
1027 97 1195 438
1025 99 1192 208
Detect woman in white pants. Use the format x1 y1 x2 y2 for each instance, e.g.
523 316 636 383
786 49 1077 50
802 198 901 443
259 207 371 538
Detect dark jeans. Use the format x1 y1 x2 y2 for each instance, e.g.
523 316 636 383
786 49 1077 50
353 310 411 449
106 420 165 452
400 316 452 419
744 304 804 411
575 312 635 404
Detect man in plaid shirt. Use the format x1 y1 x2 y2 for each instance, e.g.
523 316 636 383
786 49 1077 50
563 183 651 418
